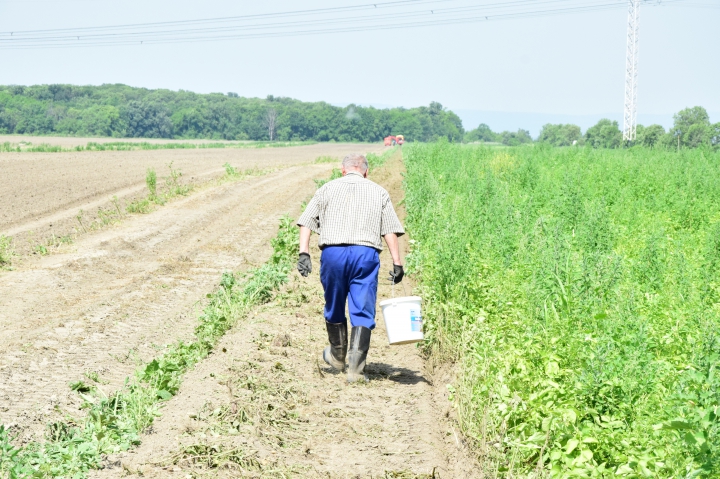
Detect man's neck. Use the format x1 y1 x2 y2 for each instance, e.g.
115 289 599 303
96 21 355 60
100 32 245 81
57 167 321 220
345 171 365 178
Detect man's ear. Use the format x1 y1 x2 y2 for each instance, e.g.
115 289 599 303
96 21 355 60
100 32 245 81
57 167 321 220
341 166 347 176
363 169 369 178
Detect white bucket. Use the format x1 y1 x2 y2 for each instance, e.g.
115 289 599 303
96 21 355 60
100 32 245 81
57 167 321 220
379 296 424 345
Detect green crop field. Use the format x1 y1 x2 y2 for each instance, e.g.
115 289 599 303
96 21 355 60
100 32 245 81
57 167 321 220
404 141 720 477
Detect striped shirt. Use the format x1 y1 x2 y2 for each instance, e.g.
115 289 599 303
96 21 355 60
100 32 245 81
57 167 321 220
297 171 405 251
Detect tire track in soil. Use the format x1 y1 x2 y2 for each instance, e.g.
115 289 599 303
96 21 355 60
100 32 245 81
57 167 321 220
0 163 337 443
91 151 481 478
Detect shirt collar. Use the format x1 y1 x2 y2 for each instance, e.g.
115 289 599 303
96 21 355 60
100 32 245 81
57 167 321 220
345 171 365 178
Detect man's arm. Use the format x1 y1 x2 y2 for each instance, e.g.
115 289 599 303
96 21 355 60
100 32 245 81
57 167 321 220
299 226 312 255
383 233 402 266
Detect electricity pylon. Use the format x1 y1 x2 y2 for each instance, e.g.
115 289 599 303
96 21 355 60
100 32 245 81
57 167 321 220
623 0 640 142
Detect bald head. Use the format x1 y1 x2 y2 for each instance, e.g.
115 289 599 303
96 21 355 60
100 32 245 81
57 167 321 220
342 154 369 175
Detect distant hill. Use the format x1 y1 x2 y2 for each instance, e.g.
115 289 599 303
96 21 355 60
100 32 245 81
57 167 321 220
0 84 464 143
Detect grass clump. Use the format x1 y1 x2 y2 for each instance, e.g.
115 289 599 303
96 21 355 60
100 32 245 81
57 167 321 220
125 198 151 214
0 142 62 153
223 162 238 176
164 161 191 197
0 141 17 152
126 163 194 214
0 235 14 269
367 147 397 170
314 168 342 188
404 141 720 477
34 234 73 256
221 163 264 182
145 168 158 200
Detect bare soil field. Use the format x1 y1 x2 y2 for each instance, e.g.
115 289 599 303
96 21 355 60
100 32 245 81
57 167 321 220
0 143 377 254
1 146 479 477
0 162 334 441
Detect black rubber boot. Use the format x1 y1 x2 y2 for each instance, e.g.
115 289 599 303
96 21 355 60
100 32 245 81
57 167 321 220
347 326 372 383
322 321 348 371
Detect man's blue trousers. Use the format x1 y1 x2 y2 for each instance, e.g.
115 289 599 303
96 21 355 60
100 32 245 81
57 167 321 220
320 245 380 330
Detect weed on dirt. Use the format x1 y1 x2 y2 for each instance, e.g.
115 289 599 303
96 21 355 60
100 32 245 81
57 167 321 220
367 148 396 170
313 168 342 188
0 234 14 269
146 168 158 201
125 198 152 214
126 162 196 214
383 471 438 479
222 163 265 182
32 234 73 256
223 162 238 176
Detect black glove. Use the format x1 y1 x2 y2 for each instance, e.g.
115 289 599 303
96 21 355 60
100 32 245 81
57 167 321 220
388 264 404 284
297 253 312 277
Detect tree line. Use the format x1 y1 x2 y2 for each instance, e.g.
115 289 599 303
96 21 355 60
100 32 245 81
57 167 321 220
465 106 720 149
2 84 715 149
0 84 464 143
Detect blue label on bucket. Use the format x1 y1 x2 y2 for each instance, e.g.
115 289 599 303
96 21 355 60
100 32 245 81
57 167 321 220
410 309 422 332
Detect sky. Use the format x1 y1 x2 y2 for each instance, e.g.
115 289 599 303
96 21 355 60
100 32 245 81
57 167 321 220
0 0 718 135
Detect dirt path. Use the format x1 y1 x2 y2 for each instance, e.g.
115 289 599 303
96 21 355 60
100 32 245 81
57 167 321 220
90 152 480 478
0 160 347 443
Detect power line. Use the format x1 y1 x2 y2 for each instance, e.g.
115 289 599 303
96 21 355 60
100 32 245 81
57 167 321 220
0 0 690 49
0 0 468 35
0 0 618 43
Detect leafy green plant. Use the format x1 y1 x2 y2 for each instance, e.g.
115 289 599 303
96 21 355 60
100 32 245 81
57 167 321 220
126 198 151 214
47 234 73 249
223 162 238 176
164 161 191 197
146 168 158 200
111 196 123 217
97 207 119 226
75 209 87 233
404 141 720 477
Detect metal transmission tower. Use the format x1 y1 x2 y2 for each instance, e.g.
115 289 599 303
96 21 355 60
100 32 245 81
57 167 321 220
623 0 641 142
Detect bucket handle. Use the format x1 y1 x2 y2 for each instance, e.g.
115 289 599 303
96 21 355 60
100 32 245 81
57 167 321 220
390 274 408 299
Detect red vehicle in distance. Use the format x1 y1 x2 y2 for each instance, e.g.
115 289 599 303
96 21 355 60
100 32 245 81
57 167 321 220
384 135 405 146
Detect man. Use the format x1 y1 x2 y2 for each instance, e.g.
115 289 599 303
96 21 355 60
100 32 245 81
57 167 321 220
296 153 405 383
